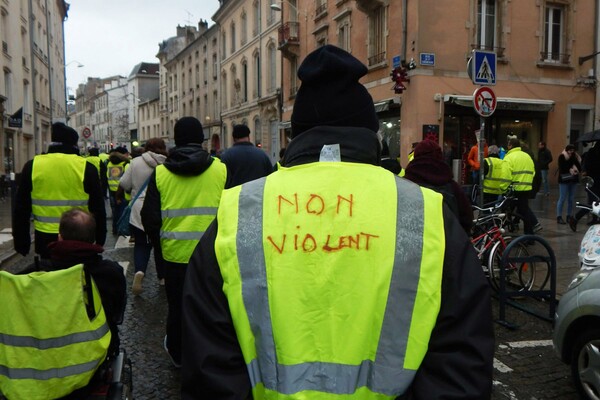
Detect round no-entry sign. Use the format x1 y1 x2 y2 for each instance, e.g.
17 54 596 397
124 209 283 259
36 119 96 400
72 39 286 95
82 127 92 139
473 86 497 117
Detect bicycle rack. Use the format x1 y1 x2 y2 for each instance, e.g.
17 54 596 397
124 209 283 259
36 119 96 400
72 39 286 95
496 234 557 330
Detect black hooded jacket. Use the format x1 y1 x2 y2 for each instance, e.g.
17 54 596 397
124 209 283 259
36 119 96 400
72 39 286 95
180 126 494 400
141 144 225 263
13 144 107 257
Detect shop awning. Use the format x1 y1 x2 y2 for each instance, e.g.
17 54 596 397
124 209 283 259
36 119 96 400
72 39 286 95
374 98 401 113
443 94 555 112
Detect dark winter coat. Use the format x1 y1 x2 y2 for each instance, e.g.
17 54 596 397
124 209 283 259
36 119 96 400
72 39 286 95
557 150 582 184
404 151 474 233
538 147 553 170
220 141 273 188
12 145 107 258
180 126 493 400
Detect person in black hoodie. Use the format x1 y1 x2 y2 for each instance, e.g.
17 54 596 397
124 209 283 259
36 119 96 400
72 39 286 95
141 116 228 368
180 45 492 400
12 122 106 259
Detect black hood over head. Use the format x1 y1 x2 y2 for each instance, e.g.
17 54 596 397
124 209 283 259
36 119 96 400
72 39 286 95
164 144 214 175
108 152 129 164
283 126 381 167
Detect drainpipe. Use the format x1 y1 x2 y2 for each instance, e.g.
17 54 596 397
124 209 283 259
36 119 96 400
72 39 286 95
595 0 600 131
401 0 408 64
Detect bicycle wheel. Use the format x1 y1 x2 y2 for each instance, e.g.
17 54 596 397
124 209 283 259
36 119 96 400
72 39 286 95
487 238 536 292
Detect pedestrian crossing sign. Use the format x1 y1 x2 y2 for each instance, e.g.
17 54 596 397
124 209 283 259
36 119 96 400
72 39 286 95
472 50 496 86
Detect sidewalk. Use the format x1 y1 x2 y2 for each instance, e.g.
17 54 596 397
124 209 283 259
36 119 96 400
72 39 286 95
0 184 590 293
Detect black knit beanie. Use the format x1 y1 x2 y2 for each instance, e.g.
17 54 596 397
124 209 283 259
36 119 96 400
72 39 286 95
175 116 204 146
51 122 79 146
291 45 379 138
232 124 251 139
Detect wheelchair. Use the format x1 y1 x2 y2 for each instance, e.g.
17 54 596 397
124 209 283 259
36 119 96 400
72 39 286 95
0 264 132 400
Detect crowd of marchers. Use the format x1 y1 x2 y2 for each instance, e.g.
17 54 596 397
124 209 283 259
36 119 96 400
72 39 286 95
3 45 503 400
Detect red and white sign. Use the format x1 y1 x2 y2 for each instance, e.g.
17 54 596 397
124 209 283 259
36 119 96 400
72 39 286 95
82 127 92 139
472 86 497 117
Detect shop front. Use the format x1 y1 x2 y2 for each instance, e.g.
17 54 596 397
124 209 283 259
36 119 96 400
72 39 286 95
443 95 554 184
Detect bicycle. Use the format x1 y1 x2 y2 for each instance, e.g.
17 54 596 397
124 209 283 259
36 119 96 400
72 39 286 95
471 194 537 292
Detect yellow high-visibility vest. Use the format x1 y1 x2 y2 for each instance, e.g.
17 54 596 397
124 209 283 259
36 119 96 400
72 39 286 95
216 162 445 399
31 154 89 233
86 155 101 178
156 159 227 263
483 157 512 195
503 147 535 191
0 264 111 399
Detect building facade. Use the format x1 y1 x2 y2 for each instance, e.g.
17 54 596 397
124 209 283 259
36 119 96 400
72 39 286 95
127 62 160 144
214 0 281 161
0 0 68 175
275 0 597 183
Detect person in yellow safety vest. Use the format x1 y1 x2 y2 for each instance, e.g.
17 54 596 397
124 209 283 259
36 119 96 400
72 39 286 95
12 123 107 259
141 116 228 369
15 209 127 400
504 137 541 234
398 142 418 177
87 147 108 189
482 144 512 205
180 45 494 400
106 146 130 235
0 263 111 400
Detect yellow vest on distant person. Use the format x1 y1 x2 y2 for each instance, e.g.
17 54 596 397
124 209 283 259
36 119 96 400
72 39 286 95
215 162 445 399
483 157 512 195
156 159 227 263
503 147 535 192
31 153 89 233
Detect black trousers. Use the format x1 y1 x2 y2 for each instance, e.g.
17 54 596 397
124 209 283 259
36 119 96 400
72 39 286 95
515 191 538 234
164 261 187 364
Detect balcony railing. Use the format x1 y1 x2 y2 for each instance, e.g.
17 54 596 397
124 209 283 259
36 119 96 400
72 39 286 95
470 44 505 58
539 52 571 65
315 1 327 16
368 51 386 66
277 22 300 48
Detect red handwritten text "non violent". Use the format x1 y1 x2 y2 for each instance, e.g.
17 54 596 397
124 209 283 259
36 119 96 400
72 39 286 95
278 193 354 217
267 231 379 254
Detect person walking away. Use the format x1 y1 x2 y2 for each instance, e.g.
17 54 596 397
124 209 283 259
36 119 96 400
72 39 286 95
404 139 473 233
556 144 581 226
467 138 489 185
117 138 168 295
86 147 108 188
503 137 541 234
12 123 106 260
538 141 553 196
180 45 493 399
220 124 273 188
482 145 511 205
141 117 228 368
106 146 130 235
569 143 599 231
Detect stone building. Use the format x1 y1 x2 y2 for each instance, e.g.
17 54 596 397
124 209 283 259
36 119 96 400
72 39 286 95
214 0 281 161
0 0 68 174
275 0 598 182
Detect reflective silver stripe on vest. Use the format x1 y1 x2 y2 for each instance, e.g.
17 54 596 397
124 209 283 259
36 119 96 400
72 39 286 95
161 207 218 218
32 199 88 207
160 231 204 240
33 215 61 223
0 359 102 380
0 323 109 349
236 177 424 395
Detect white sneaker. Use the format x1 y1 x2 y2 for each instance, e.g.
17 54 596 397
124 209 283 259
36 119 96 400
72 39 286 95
132 271 145 295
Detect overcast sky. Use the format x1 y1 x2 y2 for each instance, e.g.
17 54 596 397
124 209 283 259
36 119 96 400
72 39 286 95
64 1 220 94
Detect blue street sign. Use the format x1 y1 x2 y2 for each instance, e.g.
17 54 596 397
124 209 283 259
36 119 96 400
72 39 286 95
472 50 496 85
392 55 401 68
420 53 435 66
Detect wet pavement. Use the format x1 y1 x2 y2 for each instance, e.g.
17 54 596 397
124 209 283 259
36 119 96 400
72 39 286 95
0 183 593 399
